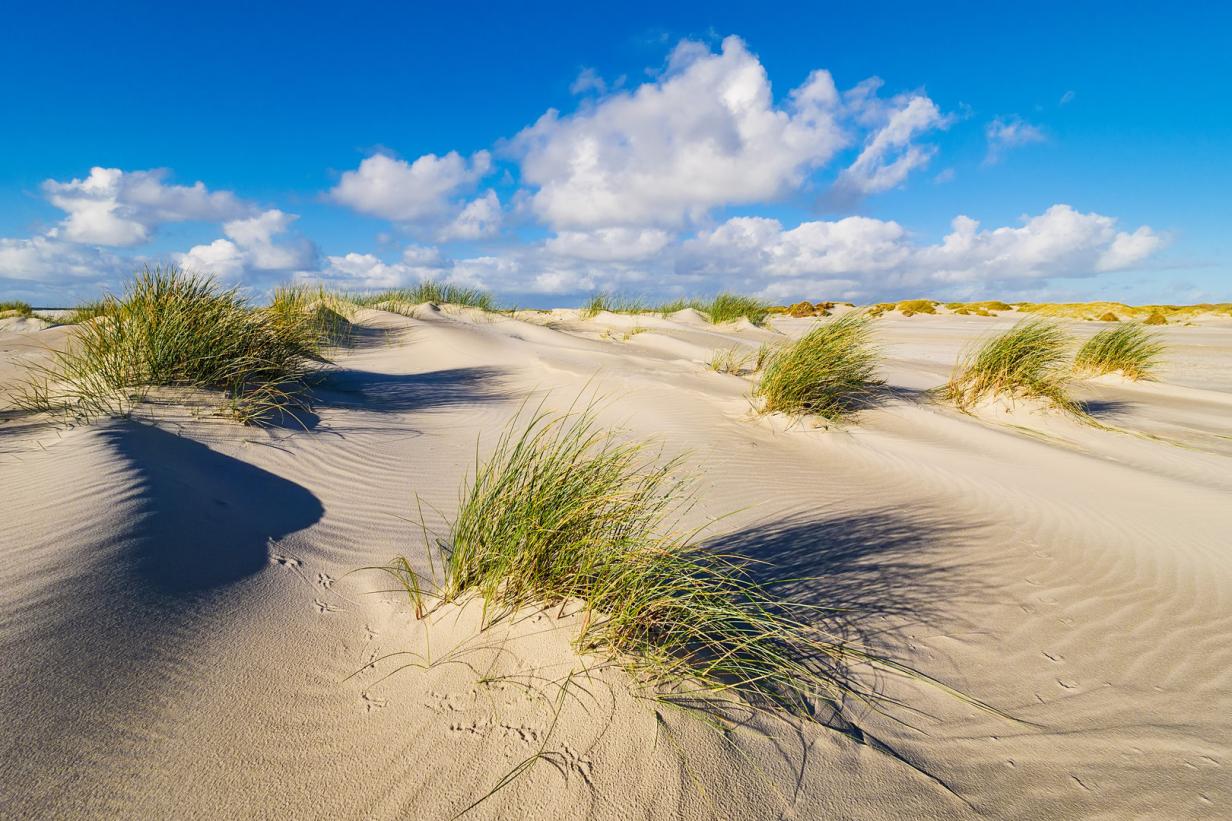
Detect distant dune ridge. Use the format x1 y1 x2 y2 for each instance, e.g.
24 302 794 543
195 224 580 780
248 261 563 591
1 281 1230 818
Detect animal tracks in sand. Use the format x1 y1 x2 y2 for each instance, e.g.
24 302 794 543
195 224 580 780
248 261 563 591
422 684 596 786
443 717 595 784
270 552 303 569
360 692 388 713
313 599 342 614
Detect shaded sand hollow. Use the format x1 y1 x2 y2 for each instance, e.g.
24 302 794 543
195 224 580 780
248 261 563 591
1 306 1229 818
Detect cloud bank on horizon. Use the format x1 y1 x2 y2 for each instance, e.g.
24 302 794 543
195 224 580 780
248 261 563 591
0 35 1166 305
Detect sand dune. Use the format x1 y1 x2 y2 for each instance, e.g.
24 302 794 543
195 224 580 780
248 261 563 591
1 308 1229 818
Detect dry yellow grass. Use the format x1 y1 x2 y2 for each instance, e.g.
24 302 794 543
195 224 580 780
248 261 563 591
1019 302 1232 321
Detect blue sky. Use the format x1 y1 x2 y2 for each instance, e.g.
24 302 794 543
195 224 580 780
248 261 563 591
1 1 1228 306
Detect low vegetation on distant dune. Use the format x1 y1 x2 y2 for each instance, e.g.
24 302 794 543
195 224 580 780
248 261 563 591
755 313 882 421
1074 324 1164 381
582 291 770 326
392 403 930 720
15 267 328 425
698 293 770 325
581 293 648 318
866 299 940 318
352 280 496 313
945 300 1013 314
0 300 33 318
1018 301 1232 322
894 299 937 316
771 300 834 318
942 318 1078 414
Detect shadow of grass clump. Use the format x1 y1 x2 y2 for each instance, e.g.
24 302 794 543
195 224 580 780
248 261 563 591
711 511 980 646
15 267 329 425
314 366 508 416
104 420 324 593
385 401 989 725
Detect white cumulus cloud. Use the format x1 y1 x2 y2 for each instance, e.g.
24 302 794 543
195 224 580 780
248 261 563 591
681 204 1162 300
438 190 503 241
42 167 252 246
176 209 316 283
512 35 848 231
317 245 450 290
329 151 493 225
0 235 129 283
545 227 673 261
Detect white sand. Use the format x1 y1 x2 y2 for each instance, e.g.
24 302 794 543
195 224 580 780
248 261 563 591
1 308 1229 818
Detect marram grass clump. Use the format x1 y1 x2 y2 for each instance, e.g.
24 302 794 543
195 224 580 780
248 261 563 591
695 293 770 326
398 404 954 719
708 346 752 374
269 284 356 347
581 293 649 318
1074 324 1163 381
896 299 937 316
754 313 882 422
16 267 327 425
577 292 770 326
353 280 495 312
0 300 33 318
942 318 1078 414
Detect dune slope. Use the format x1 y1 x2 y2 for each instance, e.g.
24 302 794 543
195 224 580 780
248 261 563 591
1 309 1229 819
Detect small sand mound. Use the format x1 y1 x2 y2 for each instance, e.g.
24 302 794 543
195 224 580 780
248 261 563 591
0 316 54 332
667 307 709 325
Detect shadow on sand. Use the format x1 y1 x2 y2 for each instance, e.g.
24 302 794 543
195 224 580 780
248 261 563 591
0 420 325 801
282 365 509 431
709 506 982 641
99 420 324 594
700 508 994 802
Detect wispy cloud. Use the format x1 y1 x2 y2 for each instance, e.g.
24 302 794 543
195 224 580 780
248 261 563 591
984 115 1046 165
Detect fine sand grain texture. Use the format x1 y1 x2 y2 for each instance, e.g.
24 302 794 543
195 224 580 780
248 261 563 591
1 307 1229 818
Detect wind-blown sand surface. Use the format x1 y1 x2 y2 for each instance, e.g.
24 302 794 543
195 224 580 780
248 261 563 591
1 307 1229 818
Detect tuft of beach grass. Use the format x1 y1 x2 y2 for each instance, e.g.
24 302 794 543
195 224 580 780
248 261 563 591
0 300 33 318
942 318 1078 414
695 293 769 326
353 280 496 313
15 266 327 425
1074 323 1163 381
582 292 770 326
396 401 963 720
754 313 882 422
269 284 357 347
707 346 752 374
